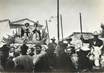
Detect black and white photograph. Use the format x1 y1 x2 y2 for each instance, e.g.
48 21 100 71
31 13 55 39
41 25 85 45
0 0 104 72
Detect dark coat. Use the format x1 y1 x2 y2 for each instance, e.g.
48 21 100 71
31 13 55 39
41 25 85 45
34 53 56 72
14 55 33 72
55 53 76 72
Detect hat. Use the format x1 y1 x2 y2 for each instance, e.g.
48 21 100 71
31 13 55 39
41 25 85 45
51 37 56 40
66 38 72 41
93 31 99 36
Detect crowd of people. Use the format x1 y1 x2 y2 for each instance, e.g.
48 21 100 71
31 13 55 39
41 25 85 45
0 22 104 72
0 38 74 72
0 34 104 72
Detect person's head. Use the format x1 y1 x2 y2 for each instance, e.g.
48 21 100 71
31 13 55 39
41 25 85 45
25 23 30 27
0 44 10 57
20 44 28 55
9 47 15 53
51 37 56 42
34 23 38 29
35 44 42 54
93 31 99 39
94 35 98 39
66 38 72 44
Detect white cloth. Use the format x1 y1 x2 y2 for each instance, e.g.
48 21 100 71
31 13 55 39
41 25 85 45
93 46 103 66
32 32 40 41
80 43 90 51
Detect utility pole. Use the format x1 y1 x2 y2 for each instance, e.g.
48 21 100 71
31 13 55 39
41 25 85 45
79 12 83 46
80 12 83 36
60 14 63 40
57 0 60 42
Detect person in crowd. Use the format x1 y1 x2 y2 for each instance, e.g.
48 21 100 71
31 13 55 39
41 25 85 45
0 44 10 70
5 47 15 72
55 41 76 72
21 23 31 38
65 38 79 71
47 37 57 53
69 46 79 70
80 32 103 69
32 23 41 41
9 47 15 58
65 38 74 54
5 56 15 72
66 38 72 45
77 46 93 72
45 44 57 71
14 44 33 72
29 47 35 56
33 44 45 66
34 43 56 72
78 34 96 72
50 37 57 48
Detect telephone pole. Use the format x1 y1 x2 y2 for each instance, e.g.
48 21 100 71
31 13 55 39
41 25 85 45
60 14 63 40
57 0 60 41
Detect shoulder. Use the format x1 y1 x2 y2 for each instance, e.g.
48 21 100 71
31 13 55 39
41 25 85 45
14 56 22 62
27 55 33 59
96 38 103 43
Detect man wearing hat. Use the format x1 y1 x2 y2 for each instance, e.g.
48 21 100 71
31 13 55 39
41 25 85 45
65 38 73 47
81 31 103 48
50 37 57 49
80 31 103 68
65 38 76 54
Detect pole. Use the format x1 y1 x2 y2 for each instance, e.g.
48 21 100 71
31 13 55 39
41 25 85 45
80 12 83 36
60 14 63 40
46 20 50 40
57 0 60 42
79 12 83 45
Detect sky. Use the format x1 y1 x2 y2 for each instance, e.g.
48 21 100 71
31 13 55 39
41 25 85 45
0 0 104 40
